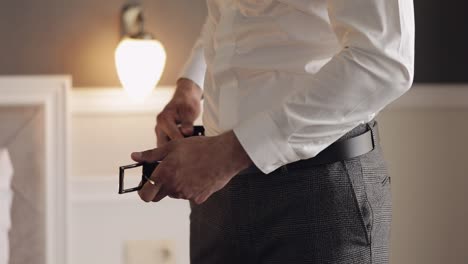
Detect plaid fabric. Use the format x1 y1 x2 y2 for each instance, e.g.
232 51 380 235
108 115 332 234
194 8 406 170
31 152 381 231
190 121 392 263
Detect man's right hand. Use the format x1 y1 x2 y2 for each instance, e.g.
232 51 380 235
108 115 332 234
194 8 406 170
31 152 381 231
155 78 203 147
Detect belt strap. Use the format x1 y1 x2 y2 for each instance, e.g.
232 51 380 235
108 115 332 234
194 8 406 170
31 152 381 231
239 121 379 175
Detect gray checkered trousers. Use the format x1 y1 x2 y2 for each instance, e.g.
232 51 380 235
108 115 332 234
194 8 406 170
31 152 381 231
190 120 391 263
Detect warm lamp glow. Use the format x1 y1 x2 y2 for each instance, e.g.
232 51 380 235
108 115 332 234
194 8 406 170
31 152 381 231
115 38 166 99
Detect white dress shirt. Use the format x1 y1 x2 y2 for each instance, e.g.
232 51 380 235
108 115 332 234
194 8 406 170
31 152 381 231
180 0 415 174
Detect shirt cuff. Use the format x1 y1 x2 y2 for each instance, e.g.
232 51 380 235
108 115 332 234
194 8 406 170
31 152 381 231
178 46 206 90
233 111 300 174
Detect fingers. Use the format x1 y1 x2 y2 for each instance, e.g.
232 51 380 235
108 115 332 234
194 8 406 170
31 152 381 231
138 161 167 202
138 179 162 203
152 187 169 202
163 121 184 141
131 146 168 163
168 193 182 199
178 103 197 136
155 127 170 147
180 119 194 136
157 113 184 141
193 190 209 205
155 95 200 144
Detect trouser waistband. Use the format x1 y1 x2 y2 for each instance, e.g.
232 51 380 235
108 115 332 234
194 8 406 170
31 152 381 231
238 120 379 175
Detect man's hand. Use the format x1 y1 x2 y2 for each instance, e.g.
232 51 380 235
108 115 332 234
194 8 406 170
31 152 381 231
131 131 253 204
156 78 202 147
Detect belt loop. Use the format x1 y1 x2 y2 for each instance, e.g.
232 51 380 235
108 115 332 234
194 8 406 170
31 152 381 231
366 122 376 149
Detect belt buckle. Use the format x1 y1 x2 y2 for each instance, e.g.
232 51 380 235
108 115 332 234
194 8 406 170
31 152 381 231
117 125 205 194
118 162 158 194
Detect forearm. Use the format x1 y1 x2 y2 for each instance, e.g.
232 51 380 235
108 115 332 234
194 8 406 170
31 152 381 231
217 131 253 173
233 0 415 174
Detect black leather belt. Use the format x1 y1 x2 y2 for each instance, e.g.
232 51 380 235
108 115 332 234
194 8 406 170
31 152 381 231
118 123 379 194
238 121 380 175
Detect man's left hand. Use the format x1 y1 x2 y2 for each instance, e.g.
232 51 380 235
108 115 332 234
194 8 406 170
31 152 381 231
131 131 253 204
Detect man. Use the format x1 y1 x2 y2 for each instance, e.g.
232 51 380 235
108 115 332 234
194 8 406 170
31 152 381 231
131 0 414 263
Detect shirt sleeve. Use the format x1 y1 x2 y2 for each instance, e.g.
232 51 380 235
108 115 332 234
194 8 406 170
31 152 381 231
233 0 415 174
178 19 208 90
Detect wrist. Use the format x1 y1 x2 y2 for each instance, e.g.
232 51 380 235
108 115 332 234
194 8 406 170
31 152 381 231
175 78 203 100
219 131 253 173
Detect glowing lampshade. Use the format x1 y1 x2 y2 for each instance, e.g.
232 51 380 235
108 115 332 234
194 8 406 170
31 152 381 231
114 3 167 100
115 38 166 99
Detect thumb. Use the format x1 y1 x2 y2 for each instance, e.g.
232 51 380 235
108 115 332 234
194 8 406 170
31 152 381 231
131 145 169 163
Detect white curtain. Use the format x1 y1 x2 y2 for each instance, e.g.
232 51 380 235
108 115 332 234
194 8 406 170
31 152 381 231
0 149 13 264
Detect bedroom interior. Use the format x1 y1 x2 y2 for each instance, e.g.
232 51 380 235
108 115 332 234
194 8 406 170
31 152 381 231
1 1 467 264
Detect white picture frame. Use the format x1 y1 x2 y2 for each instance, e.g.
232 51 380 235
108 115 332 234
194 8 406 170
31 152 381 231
0 76 70 264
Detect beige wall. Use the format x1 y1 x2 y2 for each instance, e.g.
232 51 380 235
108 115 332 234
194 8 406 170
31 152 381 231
69 87 468 264
379 110 468 264
0 0 207 87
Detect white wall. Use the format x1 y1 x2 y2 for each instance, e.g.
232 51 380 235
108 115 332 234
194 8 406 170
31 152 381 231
69 85 468 264
69 88 195 264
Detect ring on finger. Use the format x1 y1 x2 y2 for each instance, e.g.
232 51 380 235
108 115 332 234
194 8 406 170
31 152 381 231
144 175 157 186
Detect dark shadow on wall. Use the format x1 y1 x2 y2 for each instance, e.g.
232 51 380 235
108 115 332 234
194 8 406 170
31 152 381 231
413 0 468 83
